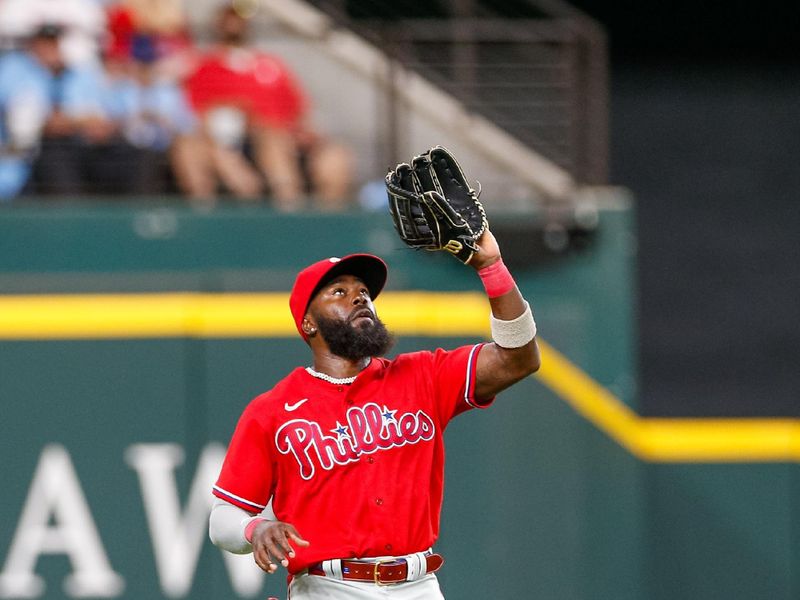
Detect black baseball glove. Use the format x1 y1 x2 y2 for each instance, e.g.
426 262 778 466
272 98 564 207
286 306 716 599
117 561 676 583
385 146 488 264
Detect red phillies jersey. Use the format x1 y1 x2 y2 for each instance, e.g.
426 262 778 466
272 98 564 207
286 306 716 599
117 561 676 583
213 343 492 573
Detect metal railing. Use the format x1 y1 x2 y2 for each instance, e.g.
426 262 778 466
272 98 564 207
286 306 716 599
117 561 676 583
306 0 608 185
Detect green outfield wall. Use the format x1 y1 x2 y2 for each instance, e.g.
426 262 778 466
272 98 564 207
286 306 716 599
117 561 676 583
0 199 796 600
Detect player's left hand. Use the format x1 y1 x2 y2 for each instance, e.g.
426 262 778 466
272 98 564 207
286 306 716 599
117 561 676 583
250 520 310 574
386 146 488 264
468 228 502 271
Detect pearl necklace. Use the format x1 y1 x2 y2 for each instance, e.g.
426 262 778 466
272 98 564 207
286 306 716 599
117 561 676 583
305 367 357 385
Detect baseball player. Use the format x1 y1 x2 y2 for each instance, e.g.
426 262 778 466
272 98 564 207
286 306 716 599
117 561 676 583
209 150 540 598
209 146 540 600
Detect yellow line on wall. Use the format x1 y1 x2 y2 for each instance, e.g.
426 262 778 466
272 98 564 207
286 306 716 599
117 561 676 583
0 292 489 339
536 341 800 462
1 292 798 463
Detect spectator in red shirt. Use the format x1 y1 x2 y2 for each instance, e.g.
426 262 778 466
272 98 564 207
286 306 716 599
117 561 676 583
185 5 353 210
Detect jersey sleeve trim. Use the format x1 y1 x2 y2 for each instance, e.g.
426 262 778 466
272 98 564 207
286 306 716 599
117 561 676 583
464 343 493 409
212 485 266 513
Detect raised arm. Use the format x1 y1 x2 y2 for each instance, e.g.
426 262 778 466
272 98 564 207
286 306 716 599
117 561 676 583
383 145 540 399
469 229 541 401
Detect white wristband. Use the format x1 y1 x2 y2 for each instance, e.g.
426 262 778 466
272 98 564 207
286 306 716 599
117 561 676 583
490 301 537 348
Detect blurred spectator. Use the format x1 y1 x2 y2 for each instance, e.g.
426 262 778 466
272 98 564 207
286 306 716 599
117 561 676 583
102 38 208 198
29 32 206 198
106 0 196 81
28 24 135 196
0 0 106 66
0 25 67 201
185 5 353 210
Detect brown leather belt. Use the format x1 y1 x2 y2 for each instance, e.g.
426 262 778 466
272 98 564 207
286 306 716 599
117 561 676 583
308 553 444 585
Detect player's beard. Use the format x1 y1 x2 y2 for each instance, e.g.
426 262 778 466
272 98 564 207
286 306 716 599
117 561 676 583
314 313 395 361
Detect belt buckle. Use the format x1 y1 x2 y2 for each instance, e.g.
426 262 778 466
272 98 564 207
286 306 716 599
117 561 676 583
373 558 395 586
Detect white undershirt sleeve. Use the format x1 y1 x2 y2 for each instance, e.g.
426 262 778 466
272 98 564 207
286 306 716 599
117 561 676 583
208 498 261 554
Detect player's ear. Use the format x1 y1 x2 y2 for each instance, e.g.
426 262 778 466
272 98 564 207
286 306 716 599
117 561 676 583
302 316 317 337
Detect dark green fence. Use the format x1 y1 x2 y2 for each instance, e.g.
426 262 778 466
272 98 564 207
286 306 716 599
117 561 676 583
1 199 794 600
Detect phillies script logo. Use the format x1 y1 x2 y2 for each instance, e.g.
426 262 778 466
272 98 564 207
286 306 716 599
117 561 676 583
275 402 435 479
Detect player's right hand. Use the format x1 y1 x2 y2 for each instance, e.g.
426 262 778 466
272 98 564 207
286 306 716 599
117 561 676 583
250 520 310 574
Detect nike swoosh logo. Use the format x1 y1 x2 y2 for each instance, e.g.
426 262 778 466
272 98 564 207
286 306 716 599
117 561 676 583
285 398 309 412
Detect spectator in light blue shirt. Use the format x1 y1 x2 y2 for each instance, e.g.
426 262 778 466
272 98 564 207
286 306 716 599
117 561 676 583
94 33 200 195
0 25 63 201
29 31 205 197
109 34 197 153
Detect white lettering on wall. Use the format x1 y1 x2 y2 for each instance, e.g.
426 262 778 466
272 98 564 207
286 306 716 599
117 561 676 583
125 443 263 598
0 444 125 598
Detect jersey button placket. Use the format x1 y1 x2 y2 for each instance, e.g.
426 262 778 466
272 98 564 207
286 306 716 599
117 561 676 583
375 497 383 506
342 384 355 408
